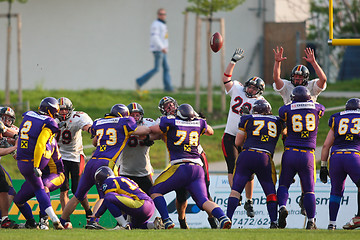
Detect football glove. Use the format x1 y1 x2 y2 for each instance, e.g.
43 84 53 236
143 135 154 147
231 48 245 63
0 121 7 134
240 105 250 115
34 167 42 177
58 121 67 128
320 166 329 183
0 138 11 148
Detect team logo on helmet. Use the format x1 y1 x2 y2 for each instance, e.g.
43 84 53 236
110 104 129 117
0 107 15 127
38 97 60 119
94 166 114 186
176 104 196 121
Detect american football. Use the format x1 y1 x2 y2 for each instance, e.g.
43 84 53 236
210 32 223 53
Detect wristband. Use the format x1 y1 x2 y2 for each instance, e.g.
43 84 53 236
223 80 232 85
321 161 327 167
224 73 232 77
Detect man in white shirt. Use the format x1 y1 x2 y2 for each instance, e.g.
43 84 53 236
136 8 173 92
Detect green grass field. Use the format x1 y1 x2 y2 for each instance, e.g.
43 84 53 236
0 228 359 240
0 79 358 178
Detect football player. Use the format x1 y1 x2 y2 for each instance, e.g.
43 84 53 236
157 96 218 229
273 46 327 216
0 120 18 229
93 166 163 229
15 97 64 229
277 86 325 230
273 46 327 104
150 104 231 229
14 135 65 230
222 48 266 218
60 104 151 229
116 102 155 195
320 98 360 230
227 100 283 229
56 97 93 220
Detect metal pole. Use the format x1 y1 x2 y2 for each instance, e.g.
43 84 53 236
17 14 23 111
181 11 188 89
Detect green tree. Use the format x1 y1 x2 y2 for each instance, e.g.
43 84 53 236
308 0 360 41
186 0 245 17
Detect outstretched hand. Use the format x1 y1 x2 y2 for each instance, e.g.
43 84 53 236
231 48 245 63
273 46 287 62
303 47 315 64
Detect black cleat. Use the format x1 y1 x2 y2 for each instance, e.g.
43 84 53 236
25 219 39 229
244 200 255 218
306 221 317 230
179 218 189 229
1 218 19 229
270 222 278 229
328 224 336 230
278 207 288 229
208 217 218 229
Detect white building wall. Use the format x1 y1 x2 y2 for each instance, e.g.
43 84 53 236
0 0 310 91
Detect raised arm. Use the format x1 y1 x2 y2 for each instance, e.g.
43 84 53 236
273 46 287 90
303 47 327 89
223 48 245 92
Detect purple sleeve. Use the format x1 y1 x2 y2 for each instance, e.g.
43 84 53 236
328 114 335 128
159 116 170 133
317 103 325 118
238 115 250 130
126 117 138 132
278 105 286 121
46 118 59 133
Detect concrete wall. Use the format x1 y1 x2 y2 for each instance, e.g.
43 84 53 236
0 0 310 91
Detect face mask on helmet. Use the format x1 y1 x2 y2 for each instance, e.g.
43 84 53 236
58 97 74 121
290 86 311 102
290 65 309 87
0 107 15 127
345 98 360 111
38 97 60 119
127 102 144 124
252 99 272 115
109 104 129 117
244 77 265 98
176 104 196 121
158 96 178 116
94 166 115 186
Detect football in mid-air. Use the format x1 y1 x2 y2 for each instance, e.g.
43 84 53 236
210 32 223 53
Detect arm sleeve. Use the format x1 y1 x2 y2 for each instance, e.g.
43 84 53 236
33 127 52 168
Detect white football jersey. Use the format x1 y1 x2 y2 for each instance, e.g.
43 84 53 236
225 80 265 136
273 79 326 104
56 111 93 162
117 118 156 177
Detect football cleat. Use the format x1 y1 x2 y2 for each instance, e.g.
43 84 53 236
219 216 232 229
178 217 189 229
154 217 165 229
298 193 306 216
328 224 336 230
85 220 106 230
53 221 64 230
25 219 39 229
278 207 288 229
244 200 255 218
270 222 278 229
208 217 218 229
39 217 49 230
343 215 360 230
1 217 19 229
64 221 73 229
306 221 317 230
163 218 175 229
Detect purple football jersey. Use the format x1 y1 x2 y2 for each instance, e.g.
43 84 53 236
91 116 138 161
238 114 283 155
102 176 151 201
328 110 360 152
17 111 59 161
279 101 325 149
159 116 207 163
